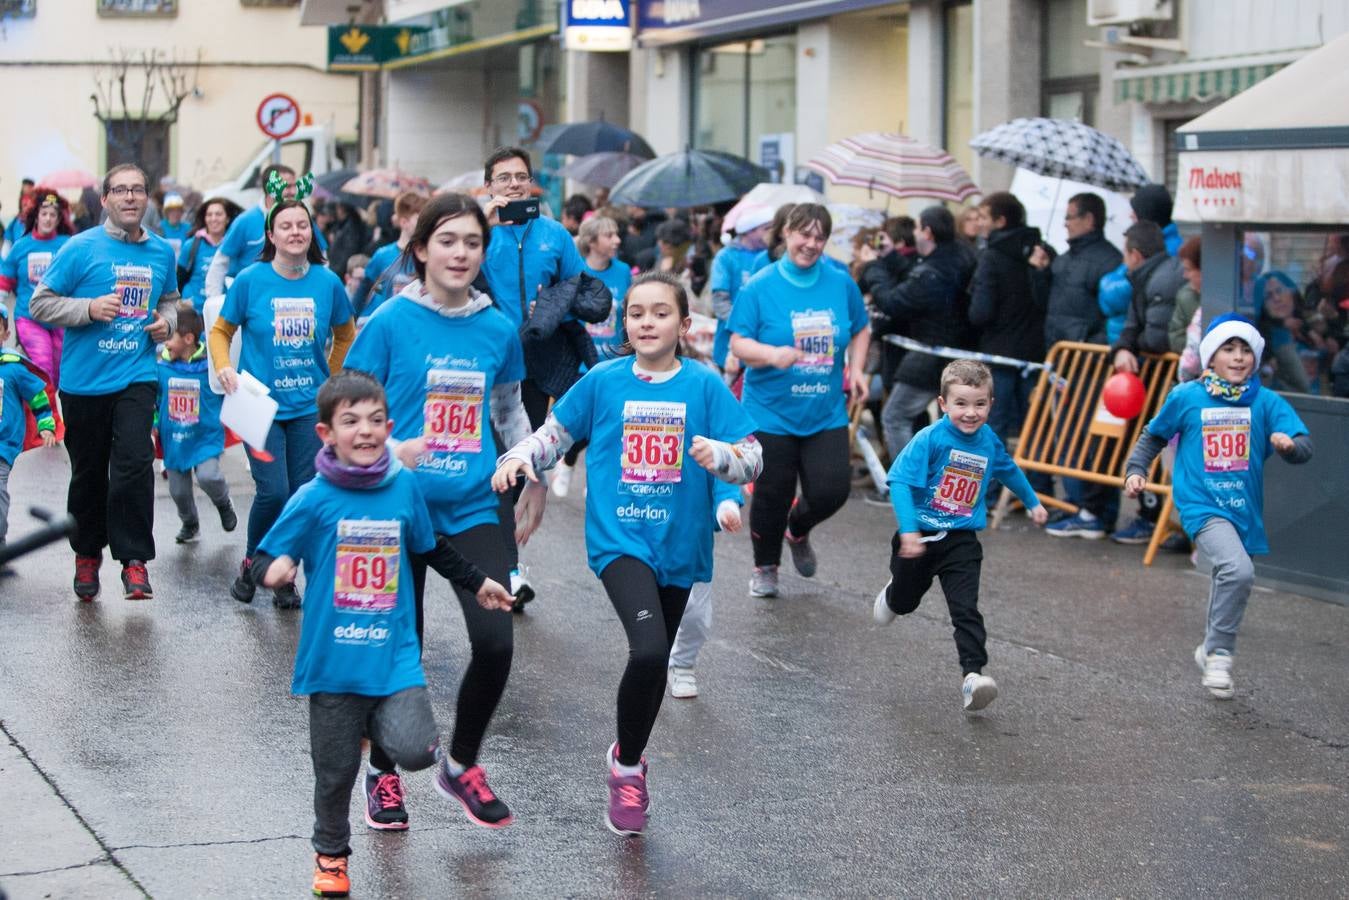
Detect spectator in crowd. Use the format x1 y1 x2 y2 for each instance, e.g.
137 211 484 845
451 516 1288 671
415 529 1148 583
1099 183 1181 346
1171 236 1204 381
619 205 657 268
2 178 35 254
326 202 368 279
561 194 594 235
957 204 989 250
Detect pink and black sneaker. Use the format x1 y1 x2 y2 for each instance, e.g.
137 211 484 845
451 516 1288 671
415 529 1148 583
364 770 409 830
435 761 513 828
605 742 650 836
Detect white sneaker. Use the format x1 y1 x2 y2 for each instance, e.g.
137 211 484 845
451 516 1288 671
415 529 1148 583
550 462 573 498
1193 644 1234 700
961 673 998 711
873 582 896 625
749 565 779 598
667 667 698 699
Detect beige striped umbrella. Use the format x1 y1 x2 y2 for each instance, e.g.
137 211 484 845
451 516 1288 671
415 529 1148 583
807 133 978 202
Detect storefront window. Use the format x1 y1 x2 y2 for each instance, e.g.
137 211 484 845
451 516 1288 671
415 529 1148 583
1041 0 1098 124
942 2 974 175
1237 228 1348 397
692 34 797 162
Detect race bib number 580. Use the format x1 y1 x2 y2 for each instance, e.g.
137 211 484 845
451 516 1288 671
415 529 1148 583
931 449 988 517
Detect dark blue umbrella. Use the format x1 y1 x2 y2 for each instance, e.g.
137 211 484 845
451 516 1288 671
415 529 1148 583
609 149 770 208
535 121 655 159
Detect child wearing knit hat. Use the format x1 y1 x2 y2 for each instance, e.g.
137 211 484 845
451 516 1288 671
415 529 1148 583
1123 313 1313 699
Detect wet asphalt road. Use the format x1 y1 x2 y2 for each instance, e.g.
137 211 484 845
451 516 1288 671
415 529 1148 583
1 445 1345 899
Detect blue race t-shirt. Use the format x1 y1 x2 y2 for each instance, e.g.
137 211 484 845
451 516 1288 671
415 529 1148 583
1143 380 1307 555
0 357 48 466
345 292 525 536
156 349 226 472
888 416 1031 533
728 257 868 437
482 217 585 328
259 466 436 697
219 204 330 278
359 242 415 321
38 226 177 395
551 356 756 588
583 259 632 357
178 235 221 311
219 261 352 419
0 232 71 321
708 244 765 368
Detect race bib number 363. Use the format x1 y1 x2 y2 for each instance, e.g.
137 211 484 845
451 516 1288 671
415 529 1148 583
334 519 401 613
621 400 685 484
424 369 485 453
166 377 200 425
931 449 988 517
1201 407 1251 472
114 263 154 320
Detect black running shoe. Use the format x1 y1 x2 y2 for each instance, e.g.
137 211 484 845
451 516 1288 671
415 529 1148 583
175 520 200 544
217 502 238 533
273 581 302 609
230 557 256 604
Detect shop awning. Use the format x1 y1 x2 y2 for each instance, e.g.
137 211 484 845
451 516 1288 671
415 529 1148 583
1113 55 1295 105
1173 32 1349 225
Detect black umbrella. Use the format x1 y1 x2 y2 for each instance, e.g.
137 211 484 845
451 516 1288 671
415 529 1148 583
609 149 770 208
314 168 365 206
535 121 656 159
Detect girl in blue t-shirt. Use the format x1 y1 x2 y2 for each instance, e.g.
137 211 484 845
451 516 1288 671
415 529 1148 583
1125 315 1312 701
343 192 534 830
0 190 73 388
728 203 871 599
493 271 762 838
211 199 356 609
178 197 243 312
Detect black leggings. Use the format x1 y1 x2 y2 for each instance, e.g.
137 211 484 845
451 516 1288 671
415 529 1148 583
370 523 513 770
600 557 691 767
749 427 852 568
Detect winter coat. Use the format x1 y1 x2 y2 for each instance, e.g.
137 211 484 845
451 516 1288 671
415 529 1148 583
861 240 977 391
1044 230 1123 348
862 249 916 388
1097 222 1182 344
1113 252 1184 356
968 225 1049 362
518 272 614 399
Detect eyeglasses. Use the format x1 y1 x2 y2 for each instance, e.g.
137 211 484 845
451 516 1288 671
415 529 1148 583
106 185 148 198
490 173 534 187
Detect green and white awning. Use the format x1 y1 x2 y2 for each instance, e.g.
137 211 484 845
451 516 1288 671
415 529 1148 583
1112 49 1311 105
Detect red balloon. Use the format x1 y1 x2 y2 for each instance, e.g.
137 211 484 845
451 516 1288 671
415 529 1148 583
1102 372 1147 419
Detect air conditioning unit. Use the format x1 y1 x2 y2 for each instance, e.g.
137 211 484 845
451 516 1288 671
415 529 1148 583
1087 0 1174 26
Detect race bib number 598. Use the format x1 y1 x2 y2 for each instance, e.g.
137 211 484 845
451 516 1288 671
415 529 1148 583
1201 407 1251 472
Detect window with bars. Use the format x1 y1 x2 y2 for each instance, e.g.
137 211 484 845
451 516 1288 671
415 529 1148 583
98 0 177 16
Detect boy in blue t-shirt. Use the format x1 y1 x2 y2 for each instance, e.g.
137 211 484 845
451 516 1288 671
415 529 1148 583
0 306 58 565
1125 314 1312 700
154 306 237 545
249 371 513 897
874 359 1048 712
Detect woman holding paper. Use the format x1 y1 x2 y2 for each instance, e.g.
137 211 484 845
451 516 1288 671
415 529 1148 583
209 196 355 607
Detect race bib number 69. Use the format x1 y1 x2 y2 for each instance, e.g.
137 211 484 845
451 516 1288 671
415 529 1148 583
334 519 401 613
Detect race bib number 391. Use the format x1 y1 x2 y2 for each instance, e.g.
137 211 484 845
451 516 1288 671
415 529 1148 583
621 400 686 484
1201 407 1251 472
114 263 154 320
334 519 401 613
931 449 988 517
424 369 485 454
166 377 200 425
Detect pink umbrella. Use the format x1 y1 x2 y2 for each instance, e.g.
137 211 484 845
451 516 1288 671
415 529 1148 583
341 168 432 199
807 133 978 202
40 168 99 191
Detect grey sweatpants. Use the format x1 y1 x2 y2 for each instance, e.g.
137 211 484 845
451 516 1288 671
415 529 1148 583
1194 517 1255 655
166 454 231 526
881 382 937 459
309 686 440 856
0 459 10 545
669 581 712 669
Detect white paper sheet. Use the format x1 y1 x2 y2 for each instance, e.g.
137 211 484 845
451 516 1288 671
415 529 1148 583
220 370 278 451
202 294 241 395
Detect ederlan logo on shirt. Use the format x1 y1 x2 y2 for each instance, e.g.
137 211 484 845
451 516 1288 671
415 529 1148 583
333 620 391 647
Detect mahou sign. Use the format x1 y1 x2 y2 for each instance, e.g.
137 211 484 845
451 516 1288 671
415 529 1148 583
1174 148 1349 224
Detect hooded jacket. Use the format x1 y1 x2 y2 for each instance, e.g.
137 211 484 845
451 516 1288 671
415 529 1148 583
1112 251 1185 356
518 272 613 398
968 225 1049 362
1044 230 1122 348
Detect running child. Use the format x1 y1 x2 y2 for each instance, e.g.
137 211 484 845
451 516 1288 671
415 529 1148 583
250 370 513 898
0 305 58 565
155 304 237 544
1124 314 1312 699
493 271 762 837
872 359 1048 712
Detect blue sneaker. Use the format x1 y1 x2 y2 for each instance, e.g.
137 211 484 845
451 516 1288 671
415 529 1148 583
1110 516 1154 545
1045 512 1105 540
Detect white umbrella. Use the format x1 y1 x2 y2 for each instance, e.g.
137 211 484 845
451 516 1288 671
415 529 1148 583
721 182 826 233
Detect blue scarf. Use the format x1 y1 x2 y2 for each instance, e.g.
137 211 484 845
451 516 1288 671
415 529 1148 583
1200 368 1259 406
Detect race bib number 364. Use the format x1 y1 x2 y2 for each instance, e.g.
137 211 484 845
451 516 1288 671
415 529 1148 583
621 400 685 484
334 519 401 613
424 369 485 453
931 449 988 517
1201 407 1251 472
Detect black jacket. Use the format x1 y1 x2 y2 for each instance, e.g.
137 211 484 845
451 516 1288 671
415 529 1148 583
862 240 977 391
1044 230 1123 348
1113 252 1184 356
968 225 1049 362
862 250 917 387
519 272 613 398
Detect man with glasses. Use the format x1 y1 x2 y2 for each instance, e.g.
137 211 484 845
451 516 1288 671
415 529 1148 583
30 163 179 600
479 146 585 610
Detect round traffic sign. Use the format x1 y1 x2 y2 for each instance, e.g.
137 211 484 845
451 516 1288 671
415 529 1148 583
256 93 301 140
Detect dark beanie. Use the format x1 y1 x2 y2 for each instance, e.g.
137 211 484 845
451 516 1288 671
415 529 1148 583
1130 183 1173 227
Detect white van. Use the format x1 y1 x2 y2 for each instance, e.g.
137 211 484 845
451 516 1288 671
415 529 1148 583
201 125 337 208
